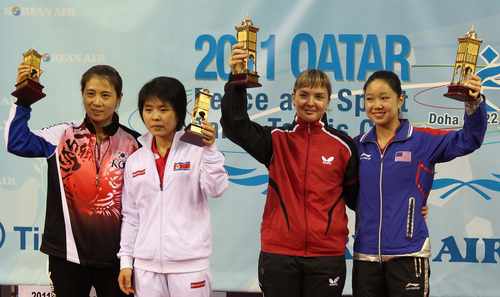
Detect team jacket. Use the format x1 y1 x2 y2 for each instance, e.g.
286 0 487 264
220 79 359 257
117 131 228 273
5 103 140 267
353 98 487 262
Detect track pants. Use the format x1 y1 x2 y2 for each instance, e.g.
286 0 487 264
352 257 430 297
48 255 128 297
258 251 346 297
133 267 212 297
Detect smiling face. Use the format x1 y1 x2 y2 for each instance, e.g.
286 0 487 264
292 86 330 123
82 77 122 128
364 79 404 131
142 97 179 143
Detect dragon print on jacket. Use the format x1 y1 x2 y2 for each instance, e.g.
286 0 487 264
5 104 140 267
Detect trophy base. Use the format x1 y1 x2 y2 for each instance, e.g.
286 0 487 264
12 79 46 105
180 123 209 147
444 84 475 102
230 72 262 88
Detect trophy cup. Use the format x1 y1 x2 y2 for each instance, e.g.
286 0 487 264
180 86 213 147
230 14 262 88
444 26 483 102
12 48 46 105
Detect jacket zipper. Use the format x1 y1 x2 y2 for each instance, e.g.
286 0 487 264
90 136 111 264
375 138 405 263
364 131 409 264
378 150 383 264
158 152 166 272
304 123 311 257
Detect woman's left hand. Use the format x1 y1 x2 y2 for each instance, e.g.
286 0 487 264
201 120 216 147
467 74 482 99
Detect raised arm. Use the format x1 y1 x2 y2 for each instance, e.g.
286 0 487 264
427 74 487 164
220 44 274 166
5 62 61 158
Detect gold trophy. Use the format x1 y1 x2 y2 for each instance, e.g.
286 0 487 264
12 48 46 105
230 14 262 88
180 86 213 147
444 26 482 102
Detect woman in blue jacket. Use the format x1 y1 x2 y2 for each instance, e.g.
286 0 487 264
352 70 487 297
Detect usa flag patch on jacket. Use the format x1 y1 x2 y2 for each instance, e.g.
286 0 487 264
395 151 411 162
173 162 190 171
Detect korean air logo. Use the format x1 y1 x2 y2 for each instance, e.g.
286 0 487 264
12 7 21 16
42 53 51 62
322 156 334 165
360 153 371 160
41 53 106 63
4 7 76 16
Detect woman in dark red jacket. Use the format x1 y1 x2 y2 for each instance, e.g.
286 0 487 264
220 43 359 297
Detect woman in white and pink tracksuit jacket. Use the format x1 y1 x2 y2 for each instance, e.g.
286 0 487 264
117 77 228 297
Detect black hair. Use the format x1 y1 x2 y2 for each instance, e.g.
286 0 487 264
364 70 406 119
138 76 186 131
363 70 402 97
80 65 123 96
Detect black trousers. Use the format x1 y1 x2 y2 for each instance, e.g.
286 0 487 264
48 255 130 297
352 257 430 297
258 251 346 297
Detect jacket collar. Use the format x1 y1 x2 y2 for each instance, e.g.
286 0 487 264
360 119 413 143
138 130 184 152
293 113 328 132
84 113 120 136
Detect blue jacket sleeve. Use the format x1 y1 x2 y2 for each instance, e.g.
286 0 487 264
5 103 58 158
427 96 487 164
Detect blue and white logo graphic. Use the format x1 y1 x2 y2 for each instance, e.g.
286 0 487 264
477 45 500 89
224 165 269 195
42 53 51 62
433 173 500 201
12 7 21 16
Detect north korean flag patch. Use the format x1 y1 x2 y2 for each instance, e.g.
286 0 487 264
173 162 191 171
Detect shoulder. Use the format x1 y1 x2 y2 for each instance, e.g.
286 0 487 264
125 147 149 172
352 133 364 148
273 121 297 132
353 132 365 141
324 125 355 144
116 125 142 147
42 121 75 131
118 124 141 139
33 119 82 141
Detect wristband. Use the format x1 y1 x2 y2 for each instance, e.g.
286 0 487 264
464 95 483 110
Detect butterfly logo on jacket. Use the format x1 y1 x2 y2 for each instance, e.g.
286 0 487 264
322 156 334 165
